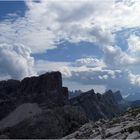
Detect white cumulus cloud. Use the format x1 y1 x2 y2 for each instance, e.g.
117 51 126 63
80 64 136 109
0 44 36 80
1 0 140 94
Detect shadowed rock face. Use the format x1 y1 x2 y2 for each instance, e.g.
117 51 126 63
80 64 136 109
113 91 129 111
0 80 20 120
19 72 63 94
113 91 123 102
0 72 69 115
0 80 20 99
17 72 69 107
70 89 122 121
0 72 88 139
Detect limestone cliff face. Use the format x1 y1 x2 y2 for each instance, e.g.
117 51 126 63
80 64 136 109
17 72 69 107
0 72 69 114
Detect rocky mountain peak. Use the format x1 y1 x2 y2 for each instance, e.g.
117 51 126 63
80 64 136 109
0 72 69 119
17 71 69 107
79 89 95 97
20 71 62 93
104 90 113 96
86 89 95 94
113 90 123 102
70 89 122 121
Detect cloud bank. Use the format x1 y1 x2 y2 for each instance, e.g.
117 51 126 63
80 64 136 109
1 0 140 94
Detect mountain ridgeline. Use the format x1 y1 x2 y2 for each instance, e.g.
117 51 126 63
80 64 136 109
70 89 128 121
0 72 128 139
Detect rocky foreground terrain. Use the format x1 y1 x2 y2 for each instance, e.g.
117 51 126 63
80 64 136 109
64 107 140 139
0 71 138 139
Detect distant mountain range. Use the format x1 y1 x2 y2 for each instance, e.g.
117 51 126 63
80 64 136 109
125 93 140 101
69 90 82 99
70 89 129 121
124 93 140 108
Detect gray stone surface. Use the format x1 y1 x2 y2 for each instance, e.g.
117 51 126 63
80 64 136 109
64 107 140 139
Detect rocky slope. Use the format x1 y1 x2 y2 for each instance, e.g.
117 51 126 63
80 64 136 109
64 107 140 139
0 104 87 139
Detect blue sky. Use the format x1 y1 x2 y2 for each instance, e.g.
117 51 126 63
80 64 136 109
0 1 26 20
1 0 140 95
33 41 102 62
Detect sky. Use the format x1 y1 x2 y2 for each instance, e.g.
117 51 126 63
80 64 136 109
1 0 140 95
